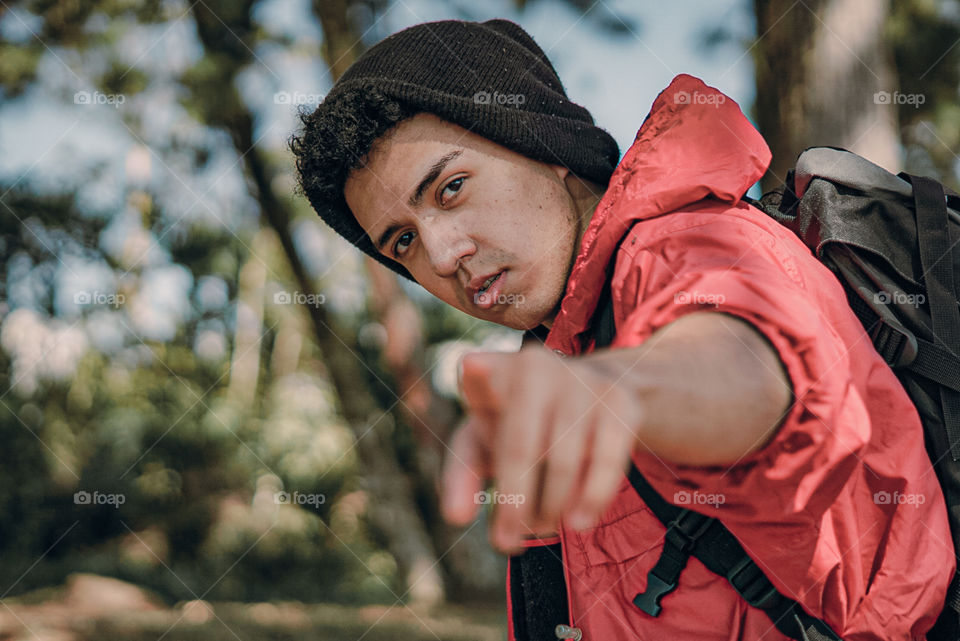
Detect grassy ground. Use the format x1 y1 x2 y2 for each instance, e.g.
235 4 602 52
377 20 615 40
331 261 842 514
0 575 507 641
79 603 506 641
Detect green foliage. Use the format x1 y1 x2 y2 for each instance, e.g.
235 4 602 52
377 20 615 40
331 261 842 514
888 0 960 188
0 293 399 602
0 0 414 604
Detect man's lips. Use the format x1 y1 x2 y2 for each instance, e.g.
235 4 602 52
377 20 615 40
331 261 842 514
467 270 505 309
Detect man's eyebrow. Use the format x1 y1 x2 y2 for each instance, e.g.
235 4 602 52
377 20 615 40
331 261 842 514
376 221 403 253
375 149 463 253
407 149 463 209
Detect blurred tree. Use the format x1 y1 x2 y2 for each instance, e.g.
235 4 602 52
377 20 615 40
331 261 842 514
0 0 528 610
0 0 421 606
752 0 960 190
887 0 960 187
310 0 508 603
187 0 452 605
752 0 901 189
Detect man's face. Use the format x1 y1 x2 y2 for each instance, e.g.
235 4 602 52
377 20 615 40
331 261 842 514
344 113 585 331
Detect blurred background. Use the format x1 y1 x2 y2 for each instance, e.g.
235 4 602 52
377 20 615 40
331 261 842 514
0 0 958 639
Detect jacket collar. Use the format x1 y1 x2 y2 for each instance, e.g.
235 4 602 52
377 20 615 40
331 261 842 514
542 74 772 354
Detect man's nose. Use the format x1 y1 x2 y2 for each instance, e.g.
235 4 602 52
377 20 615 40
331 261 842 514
421 222 475 276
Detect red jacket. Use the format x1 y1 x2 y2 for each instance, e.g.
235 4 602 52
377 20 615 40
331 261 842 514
512 75 954 641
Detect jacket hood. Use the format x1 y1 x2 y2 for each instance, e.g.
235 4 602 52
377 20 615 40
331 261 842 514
546 74 772 353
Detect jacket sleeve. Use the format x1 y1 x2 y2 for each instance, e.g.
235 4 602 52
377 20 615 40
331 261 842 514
615 211 871 524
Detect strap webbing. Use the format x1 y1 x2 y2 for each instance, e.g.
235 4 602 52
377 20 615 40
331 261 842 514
845 291 960 392
912 336 960 393
908 174 960 459
626 466 841 641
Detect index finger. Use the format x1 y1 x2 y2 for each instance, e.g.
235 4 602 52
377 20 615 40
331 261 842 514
459 352 508 415
441 417 493 526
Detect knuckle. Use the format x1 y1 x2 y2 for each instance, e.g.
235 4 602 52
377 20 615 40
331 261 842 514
576 494 606 519
580 485 614 515
502 441 534 467
547 447 582 475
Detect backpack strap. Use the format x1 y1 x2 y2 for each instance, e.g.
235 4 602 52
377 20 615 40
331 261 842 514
626 467 841 641
590 276 842 641
902 173 960 459
842 281 960 393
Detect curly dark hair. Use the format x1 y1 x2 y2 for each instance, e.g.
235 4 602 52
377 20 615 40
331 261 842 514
290 84 417 280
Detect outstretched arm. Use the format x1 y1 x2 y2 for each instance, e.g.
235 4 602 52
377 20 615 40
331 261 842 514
441 311 792 553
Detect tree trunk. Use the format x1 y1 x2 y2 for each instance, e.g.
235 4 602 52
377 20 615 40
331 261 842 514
753 0 900 191
314 0 506 602
227 230 267 409
190 0 446 607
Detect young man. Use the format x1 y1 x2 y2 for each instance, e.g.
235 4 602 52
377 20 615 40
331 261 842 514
292 18 953 641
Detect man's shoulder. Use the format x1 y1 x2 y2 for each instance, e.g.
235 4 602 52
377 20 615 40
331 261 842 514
608 200 810 287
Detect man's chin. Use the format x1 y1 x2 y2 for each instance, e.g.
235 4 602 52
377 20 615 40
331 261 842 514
454 296 553 331
490 309 551 332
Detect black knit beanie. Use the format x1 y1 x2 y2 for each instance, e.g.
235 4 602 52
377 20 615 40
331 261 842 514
301 18 621 281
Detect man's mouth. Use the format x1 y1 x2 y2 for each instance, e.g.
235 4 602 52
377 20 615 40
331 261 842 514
478 272 500 294
471 270 506 309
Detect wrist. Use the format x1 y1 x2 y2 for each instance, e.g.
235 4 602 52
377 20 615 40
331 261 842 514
580 349 648 451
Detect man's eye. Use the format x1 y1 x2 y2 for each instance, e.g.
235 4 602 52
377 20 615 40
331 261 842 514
393 230 416 258
439 176 465 205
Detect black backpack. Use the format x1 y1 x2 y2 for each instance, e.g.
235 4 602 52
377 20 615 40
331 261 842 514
592 147 960 641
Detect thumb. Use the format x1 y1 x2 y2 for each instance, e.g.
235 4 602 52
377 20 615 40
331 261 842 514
441 418 492 526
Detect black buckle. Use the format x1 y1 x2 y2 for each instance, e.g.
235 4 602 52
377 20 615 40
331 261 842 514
633 511 713 617
633 572 675 617
869 319 918 368
726 556 782 610
664 510 713 553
